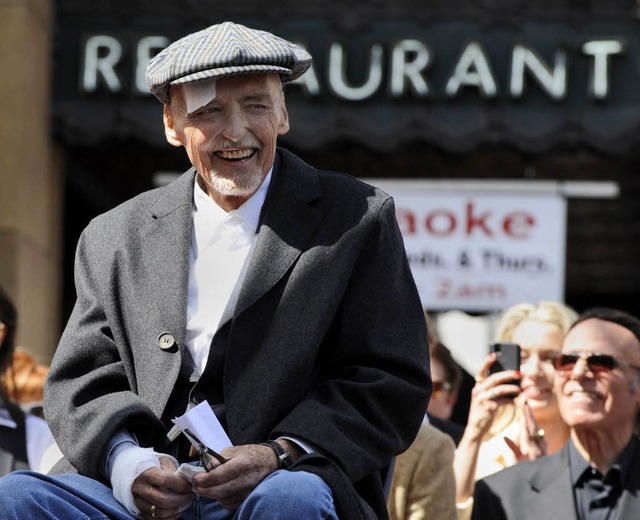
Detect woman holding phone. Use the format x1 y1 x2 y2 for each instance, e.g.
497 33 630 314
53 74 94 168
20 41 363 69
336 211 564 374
453 301 577 520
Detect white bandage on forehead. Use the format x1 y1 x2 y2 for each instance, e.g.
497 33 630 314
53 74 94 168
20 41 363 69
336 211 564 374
183 78 217 115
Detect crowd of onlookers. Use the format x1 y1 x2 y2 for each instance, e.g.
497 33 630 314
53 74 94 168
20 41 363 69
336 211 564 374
3 281 640 519
388 301 640 520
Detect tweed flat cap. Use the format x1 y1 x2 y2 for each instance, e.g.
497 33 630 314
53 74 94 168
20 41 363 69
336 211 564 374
146 21 312 104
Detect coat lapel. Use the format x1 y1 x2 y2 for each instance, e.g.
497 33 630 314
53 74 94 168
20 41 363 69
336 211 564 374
142 168 194 343
135 169 194 413
224 150 323 321
528 446 578 519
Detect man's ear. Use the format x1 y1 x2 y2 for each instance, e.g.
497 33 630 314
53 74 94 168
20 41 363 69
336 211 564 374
278 98 289 136
163 105 183 147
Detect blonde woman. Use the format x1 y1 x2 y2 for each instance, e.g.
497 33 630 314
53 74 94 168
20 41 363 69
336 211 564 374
454 301 577 519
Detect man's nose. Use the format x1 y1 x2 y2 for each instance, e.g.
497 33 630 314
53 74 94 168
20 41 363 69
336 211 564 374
569 357 591 379
221 109 247 142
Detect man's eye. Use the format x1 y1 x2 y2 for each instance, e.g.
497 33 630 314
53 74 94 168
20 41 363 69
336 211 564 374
194 107 220 116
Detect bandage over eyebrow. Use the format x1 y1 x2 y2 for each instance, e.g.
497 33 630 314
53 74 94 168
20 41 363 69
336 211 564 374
183 78 217 115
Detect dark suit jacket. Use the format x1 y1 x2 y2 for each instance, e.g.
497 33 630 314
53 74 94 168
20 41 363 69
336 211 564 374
44 148 431 519
472 440 640 520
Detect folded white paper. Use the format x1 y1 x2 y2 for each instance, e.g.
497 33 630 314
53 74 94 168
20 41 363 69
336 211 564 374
171 400 233 453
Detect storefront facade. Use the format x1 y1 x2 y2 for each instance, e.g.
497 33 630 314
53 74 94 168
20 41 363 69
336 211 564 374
2 0 638 359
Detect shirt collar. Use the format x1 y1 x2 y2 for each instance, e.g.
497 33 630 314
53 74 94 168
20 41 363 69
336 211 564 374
191 168 273 257
569 435 638 486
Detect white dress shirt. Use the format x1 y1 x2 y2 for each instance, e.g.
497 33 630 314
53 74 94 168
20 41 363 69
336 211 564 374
184 171 270 373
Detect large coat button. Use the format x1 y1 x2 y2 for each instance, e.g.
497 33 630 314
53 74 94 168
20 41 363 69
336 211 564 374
157 332 176 350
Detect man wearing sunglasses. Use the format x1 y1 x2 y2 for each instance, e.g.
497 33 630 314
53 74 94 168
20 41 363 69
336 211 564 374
472 307 640 520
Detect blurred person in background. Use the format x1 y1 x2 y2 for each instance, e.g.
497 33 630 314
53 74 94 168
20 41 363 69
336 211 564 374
387 421 456 520
449 367 474 428
385 314 457 519
428 341 462 421
6 347 49 418
0 285 54 475
454 300 577 519
428 341 465 445
472 307 640 519
423 310 473 428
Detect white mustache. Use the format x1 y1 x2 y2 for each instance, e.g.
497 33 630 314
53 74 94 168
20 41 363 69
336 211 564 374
215 139 259 151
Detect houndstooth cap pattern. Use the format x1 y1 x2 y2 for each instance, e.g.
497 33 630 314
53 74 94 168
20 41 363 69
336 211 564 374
146 21 312 104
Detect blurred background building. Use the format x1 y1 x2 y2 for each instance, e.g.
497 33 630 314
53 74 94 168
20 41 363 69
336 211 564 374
1 0 639 371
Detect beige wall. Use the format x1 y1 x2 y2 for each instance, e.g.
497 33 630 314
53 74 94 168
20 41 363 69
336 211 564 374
0 0 60 364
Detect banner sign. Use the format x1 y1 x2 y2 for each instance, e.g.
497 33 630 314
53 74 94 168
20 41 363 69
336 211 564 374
376 184 567 311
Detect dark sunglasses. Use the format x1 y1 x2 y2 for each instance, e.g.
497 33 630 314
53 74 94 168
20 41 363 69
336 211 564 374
432 381 452 398
553 352 640 374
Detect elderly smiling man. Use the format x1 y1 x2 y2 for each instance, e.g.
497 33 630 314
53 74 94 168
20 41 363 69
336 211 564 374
0 22 430 520
472 307 640 520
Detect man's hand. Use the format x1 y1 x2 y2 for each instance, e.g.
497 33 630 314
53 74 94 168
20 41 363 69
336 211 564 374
191 443 279 510
132 456 194 520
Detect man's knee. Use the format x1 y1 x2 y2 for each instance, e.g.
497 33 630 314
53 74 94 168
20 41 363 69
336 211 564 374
0 471 48 513
0 471 43 494
0 471 124 519
257 470 330 502
239 470 336 519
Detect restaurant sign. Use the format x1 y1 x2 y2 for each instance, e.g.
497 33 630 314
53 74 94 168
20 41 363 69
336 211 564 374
53 19 640 152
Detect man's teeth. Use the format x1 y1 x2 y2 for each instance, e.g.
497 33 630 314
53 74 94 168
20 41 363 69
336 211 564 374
570 391 598 399
218 149 253 160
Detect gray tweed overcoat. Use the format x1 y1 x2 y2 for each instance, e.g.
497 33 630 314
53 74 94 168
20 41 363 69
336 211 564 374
44 148 431 519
